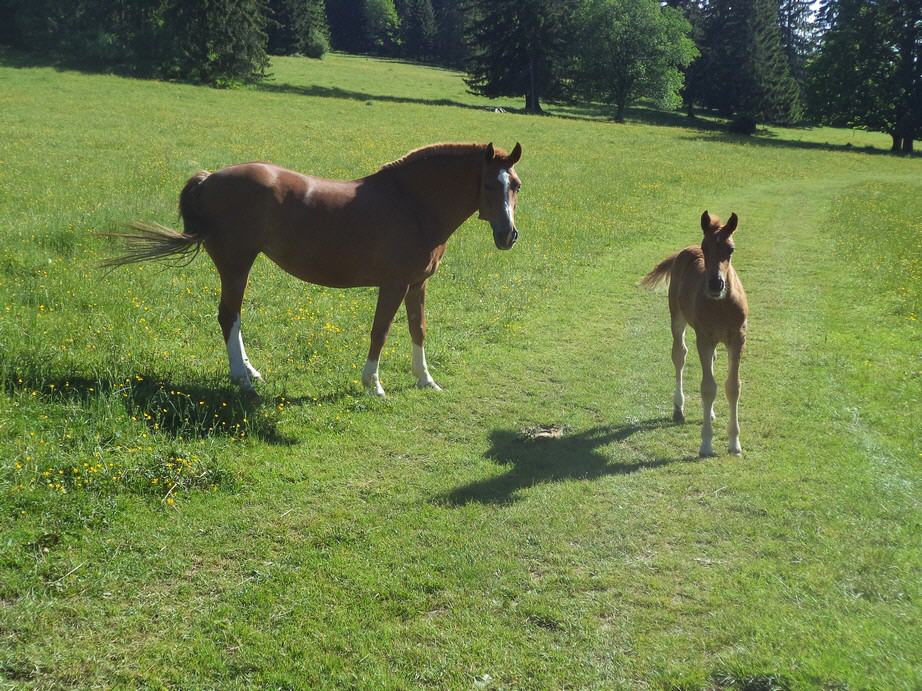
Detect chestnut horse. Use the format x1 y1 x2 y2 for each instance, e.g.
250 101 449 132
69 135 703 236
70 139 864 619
642 211 749 456
104 142 523 395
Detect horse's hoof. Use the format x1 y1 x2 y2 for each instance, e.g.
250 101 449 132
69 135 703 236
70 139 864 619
698 446 716 458
366 385 386 398
416 379 443 391
672 408 685 423
728 445 742 456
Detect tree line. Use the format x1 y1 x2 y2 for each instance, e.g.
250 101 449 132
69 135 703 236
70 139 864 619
1 1 919 151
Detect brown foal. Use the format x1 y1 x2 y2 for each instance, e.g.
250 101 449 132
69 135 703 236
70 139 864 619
104 142 523 395
642 211 749 456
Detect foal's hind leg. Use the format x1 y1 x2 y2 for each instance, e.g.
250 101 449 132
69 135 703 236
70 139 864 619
405 280 441 391
362 284 409 397
725 336 744 455
697 336 718 457
210 248 260 390
670 313 688 422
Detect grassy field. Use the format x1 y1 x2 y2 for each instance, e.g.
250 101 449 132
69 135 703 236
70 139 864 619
1 51 920 689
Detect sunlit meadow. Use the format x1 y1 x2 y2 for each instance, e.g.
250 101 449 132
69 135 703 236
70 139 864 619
1 51 920 688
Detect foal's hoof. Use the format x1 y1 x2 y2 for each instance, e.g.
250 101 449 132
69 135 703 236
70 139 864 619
698 445 716 458
416 379 443 392
365 384 386 398
672 407 685 423
728 444 742 456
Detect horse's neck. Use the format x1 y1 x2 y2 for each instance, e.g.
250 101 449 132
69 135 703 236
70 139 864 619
385 155 481 244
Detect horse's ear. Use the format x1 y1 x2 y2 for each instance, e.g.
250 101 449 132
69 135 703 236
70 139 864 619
509 142 522 164
722 212 739 234
701 210 713 233
484 143 495 162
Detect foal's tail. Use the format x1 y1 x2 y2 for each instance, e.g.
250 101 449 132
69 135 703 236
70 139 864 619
640 253 678 289
99 171 211 270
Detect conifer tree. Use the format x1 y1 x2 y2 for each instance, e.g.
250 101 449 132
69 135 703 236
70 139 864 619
397 0 436 60
365 0 401 55
266 0 329 58
690 0 801 125
807 0 921 152
431 0 467 67
465 0 581 113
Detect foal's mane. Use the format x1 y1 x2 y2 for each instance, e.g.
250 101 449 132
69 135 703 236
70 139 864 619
378 143 489 171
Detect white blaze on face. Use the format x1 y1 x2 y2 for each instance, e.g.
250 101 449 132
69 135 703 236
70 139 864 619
498 169 515 230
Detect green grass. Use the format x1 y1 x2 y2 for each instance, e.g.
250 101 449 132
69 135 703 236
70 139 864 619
1 51 920 688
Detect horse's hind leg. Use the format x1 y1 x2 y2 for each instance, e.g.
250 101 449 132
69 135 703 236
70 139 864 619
670 313 687 422
362 284 409 397
696 336 718 457
210 248 260 390
725 336 744 455
405 280 441 391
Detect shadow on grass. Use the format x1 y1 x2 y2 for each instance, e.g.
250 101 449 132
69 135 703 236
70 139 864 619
3 366 297 445
254 81 492 112
442 418 696 505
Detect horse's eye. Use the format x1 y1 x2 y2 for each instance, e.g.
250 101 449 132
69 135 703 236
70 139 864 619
727 246 734 255
511 183 521 192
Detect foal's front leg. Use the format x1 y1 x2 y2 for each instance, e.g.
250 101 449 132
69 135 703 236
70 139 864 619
697 336 718 457
725 336 744 455
671 314 687 422
405 280 442 391
362 284 409 397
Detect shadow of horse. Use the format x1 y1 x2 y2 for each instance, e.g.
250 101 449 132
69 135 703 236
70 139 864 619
3 366 298 445
441 419 697 505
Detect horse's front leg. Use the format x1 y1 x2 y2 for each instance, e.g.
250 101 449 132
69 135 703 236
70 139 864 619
725 335 744 455
362 284 409 397
405 280 442 391
697 336 718 457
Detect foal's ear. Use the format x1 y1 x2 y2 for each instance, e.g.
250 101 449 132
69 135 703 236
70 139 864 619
722 213 739 234
509 142 522 164
701 210 718 233
484 143 495 162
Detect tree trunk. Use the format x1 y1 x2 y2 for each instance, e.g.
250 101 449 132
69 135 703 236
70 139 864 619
891 133 902 152
615 100 626 122
902 137 914 155
525 55 542 114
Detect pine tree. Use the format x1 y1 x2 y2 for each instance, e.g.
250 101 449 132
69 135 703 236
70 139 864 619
160 0 269 85
691 0 801 125
807 0 922 152
431 0 467 67
365 0 401 55
777 0 816 83
398 0 436 60
326 0 368 53
465 0 581 113
266 0 329 58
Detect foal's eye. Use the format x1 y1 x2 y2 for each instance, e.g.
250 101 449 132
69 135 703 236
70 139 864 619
726 246 735 255
511 182 521 192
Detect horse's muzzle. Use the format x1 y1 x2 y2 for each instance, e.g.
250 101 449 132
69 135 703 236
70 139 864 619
494 227 518 250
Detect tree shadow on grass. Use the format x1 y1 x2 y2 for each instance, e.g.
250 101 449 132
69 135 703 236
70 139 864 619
254 81 493 112
3 365 298 445
441 418 697 506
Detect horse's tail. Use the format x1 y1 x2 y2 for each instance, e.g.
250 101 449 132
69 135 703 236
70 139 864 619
640 253 678 289
99 171 211 270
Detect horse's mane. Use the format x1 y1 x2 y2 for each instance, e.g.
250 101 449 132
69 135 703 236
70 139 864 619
378 143 489 171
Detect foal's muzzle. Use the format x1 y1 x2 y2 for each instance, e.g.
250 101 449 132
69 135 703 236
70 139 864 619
707 276 725 297
493 227 518 250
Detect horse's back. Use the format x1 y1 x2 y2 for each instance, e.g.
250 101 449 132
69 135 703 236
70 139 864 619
196 162 421 287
